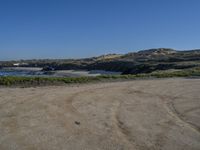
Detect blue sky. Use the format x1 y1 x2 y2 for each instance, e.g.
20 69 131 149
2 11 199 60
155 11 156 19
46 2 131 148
0 0 200 60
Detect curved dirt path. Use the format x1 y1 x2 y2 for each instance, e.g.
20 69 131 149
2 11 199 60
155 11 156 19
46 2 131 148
0 78 200 150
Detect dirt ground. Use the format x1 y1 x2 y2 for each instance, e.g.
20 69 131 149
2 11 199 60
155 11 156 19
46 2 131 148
0 78 200 150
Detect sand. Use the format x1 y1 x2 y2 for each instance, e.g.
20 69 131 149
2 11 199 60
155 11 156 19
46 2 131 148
0 78 200 150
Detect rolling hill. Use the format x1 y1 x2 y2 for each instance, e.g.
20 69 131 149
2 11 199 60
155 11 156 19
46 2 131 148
1 48 200 74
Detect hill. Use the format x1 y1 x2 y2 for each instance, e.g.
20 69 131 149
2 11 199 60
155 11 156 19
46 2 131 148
1 48 200 74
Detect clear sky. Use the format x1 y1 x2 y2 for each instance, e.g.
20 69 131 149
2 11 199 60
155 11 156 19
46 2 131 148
0 0 200 60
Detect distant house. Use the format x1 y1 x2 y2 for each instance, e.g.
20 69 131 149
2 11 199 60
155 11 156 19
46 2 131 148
13 63 28 67
13 63 20 66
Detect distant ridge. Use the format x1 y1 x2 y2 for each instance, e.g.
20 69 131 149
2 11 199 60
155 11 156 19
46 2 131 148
1 48 200 75
138 48 176 54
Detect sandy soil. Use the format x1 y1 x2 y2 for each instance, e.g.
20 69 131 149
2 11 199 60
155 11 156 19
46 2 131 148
0 78 200 150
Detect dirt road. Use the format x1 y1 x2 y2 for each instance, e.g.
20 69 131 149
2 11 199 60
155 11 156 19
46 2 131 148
0 78 200 150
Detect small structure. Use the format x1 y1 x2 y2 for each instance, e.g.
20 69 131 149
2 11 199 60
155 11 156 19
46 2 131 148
13 63 28 67
13 63 20 66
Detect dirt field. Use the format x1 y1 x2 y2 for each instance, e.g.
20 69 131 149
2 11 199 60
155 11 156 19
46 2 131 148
0 78 200 150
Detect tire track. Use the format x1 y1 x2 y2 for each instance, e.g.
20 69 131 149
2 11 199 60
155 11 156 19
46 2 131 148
163 96 200 134
124 87 200 135
65 84 135 149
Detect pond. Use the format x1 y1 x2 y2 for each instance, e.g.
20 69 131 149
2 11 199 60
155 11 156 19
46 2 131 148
0 67 121 77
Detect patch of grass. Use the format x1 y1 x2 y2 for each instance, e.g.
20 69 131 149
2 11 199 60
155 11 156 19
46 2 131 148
150 67 200 78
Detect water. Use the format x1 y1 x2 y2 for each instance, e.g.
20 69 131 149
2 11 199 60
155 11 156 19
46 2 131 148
0 68 121 77
0 70 45 77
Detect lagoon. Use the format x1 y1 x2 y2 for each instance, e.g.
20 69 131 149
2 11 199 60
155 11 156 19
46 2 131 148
0 67 121 77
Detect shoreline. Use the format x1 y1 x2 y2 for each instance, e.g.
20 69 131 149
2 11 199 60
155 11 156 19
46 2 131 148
0 67 200 87
0 67 122 77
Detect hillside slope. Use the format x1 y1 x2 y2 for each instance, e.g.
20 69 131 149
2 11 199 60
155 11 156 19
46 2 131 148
1 48 200 74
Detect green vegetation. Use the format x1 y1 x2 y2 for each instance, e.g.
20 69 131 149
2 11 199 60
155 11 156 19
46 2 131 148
1 67 200 86
1 48 200 86
150 68 200 78
0 76 99 86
